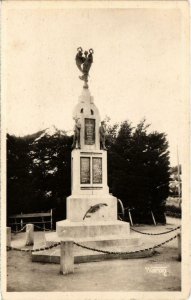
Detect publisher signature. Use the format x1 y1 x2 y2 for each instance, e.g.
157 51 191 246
145 265 169 277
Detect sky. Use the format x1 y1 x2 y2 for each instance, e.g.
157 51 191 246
3 4 188 166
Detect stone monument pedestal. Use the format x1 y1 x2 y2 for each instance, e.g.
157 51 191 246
32 86 146 264
32 217 145 263
67 194 117 222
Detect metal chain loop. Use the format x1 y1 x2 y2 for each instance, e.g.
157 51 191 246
73 234 178 255
130 225 181 236
7 234 179 255
11 223 53 234
11 225 27 234
33 224 52 231
7 242 61 253
10 225 180 236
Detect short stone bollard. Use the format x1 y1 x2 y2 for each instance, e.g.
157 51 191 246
7 227 11 248
25 224 34 246
177 233 181 261
60 240 74 275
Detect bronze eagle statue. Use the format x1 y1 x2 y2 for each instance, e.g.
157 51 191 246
83 203 108 220
75 47 94 85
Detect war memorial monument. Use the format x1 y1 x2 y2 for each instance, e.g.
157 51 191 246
32 48 142 264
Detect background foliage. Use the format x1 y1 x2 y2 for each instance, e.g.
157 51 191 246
7 119 170 224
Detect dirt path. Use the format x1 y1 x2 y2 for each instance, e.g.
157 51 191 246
7 218 181 292
7 246 180 292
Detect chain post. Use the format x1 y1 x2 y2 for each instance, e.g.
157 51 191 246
25 224 34 246
7 227 11 248
60 240 74 275
177 233 181 261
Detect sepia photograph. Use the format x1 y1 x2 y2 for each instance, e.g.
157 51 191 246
1 1 190 300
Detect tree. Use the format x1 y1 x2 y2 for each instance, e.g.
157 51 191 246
107 119 170 224
28 130 72 215
7 119 170 224
7 130 73 219
7 134 34 215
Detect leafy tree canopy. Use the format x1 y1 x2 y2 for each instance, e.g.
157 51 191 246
7 119 170 224
107 119 170 223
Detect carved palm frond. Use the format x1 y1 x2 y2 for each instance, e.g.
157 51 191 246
83 203 108 220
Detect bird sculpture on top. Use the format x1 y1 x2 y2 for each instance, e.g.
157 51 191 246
75 47 94 88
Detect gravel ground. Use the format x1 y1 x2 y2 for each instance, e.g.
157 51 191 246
6 217 181 292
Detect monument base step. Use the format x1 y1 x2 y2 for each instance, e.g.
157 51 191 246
45 232 141 248
56 219 130 238
32 219 155 264
32 240 155 264
31 230 155 264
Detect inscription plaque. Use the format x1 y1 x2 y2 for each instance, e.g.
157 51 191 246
85 118 95 145
92 157 102 184
80 157 90 184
